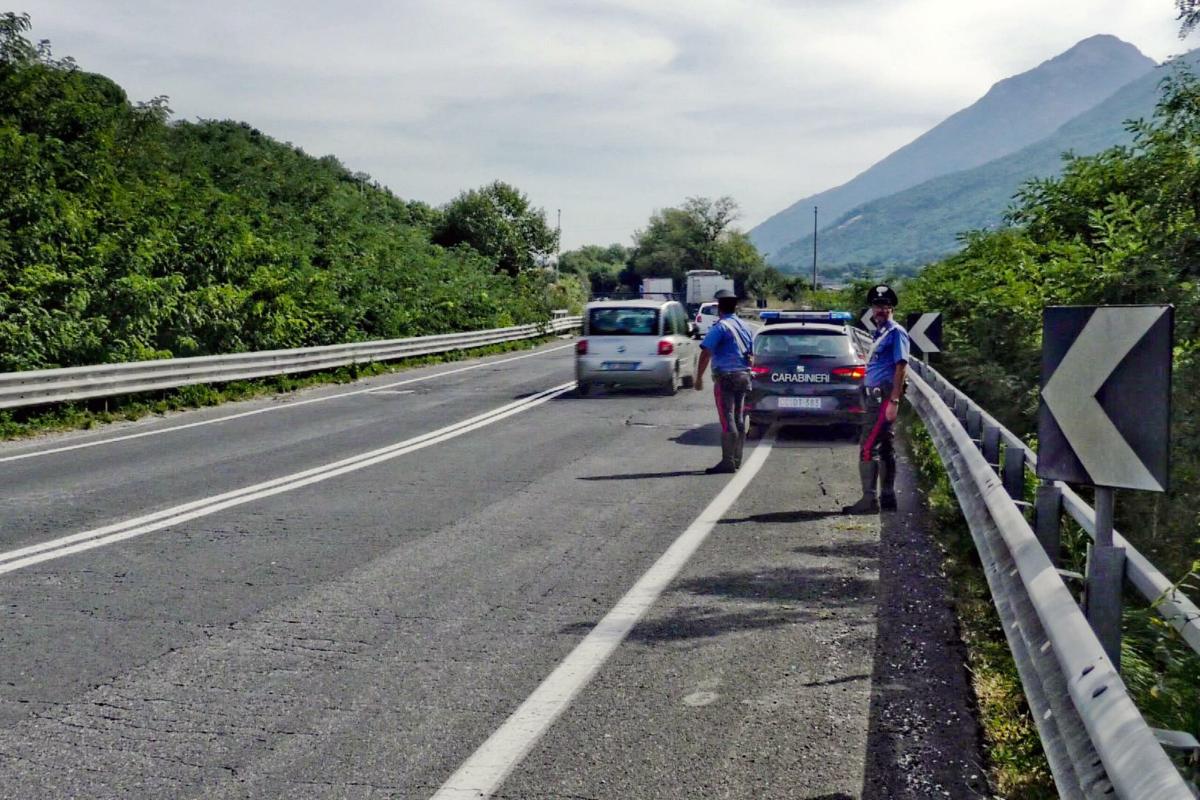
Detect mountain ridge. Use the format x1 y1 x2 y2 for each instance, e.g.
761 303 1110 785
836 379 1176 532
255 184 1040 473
771 49 1200 275
750 34 1157 260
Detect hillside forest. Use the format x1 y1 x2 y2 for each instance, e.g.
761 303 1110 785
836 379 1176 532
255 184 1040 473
0 13 584 373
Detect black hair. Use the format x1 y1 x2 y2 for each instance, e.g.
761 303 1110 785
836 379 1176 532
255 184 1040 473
717 297 738 314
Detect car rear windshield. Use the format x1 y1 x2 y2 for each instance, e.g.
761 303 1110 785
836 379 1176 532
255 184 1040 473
588 308 660 336
699 304 717 315
753 331 850 358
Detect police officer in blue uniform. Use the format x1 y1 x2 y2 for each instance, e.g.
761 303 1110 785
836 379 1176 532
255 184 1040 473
694 288 754 474
843 284 910 513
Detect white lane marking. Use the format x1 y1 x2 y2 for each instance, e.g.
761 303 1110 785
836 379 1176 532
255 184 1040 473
0 382 576 575
430 429 777 800
368 390 415 395
0 344 573 464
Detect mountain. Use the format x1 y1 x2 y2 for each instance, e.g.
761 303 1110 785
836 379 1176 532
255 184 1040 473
772 51 1197 275
751 35 1156 260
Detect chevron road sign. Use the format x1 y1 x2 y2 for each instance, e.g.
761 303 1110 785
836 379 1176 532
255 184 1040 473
859 308 877 333
1037 305 1173 491
906 312 942 354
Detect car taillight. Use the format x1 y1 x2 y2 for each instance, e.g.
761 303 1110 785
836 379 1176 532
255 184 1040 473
658 340 674 356
750 365 770 376
576 339 588 355
695 314 702 324
832 365 865 380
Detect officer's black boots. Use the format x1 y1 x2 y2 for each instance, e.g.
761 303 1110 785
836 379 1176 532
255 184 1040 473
732 431 746 470
879 459 897 511
706 432 738 474
842 462 879 514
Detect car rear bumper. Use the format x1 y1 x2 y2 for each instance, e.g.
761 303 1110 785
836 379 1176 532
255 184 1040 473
747 389 864 426
577 356 674 386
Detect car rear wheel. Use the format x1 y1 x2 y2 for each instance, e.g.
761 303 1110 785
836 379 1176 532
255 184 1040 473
577 381 592 397
747 422 767 440
662 368 679 396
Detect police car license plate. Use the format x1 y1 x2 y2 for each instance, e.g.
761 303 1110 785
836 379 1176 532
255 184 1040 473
779 397 822 409
601 361 639 371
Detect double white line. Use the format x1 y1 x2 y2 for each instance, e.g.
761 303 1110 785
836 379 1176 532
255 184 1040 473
0 381 576 576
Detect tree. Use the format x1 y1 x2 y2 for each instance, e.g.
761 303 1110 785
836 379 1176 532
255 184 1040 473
432 181 558 277
558 244 628 295
627 195 745 282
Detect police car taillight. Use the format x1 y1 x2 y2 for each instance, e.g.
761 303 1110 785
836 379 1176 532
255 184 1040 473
575 339 588 355
658 340 674 356
833 365 865 380
750 365 770 376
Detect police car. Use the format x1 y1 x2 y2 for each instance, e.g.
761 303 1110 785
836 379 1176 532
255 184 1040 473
746 310 867 437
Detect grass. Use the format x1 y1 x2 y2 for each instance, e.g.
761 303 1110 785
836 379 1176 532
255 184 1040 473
0 334 565 442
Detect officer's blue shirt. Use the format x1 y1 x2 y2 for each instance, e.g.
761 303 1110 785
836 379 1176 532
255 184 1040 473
866 319 910 387
701 314 753 374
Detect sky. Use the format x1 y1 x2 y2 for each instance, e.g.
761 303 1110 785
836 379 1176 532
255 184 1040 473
16 1 1191 249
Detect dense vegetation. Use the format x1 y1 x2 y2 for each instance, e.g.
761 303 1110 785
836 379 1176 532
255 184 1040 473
0 13 570 373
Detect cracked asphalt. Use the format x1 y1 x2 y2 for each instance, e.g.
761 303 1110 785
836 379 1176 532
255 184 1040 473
0 342 986 798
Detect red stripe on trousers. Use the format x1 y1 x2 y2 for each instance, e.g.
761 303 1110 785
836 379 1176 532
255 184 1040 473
713 380 729 432
861 401 889 462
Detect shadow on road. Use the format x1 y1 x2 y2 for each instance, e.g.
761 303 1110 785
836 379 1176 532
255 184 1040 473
578 469 709 481
669 423 722 446
718 509 842 525
561 566 876 644
792 541 880 560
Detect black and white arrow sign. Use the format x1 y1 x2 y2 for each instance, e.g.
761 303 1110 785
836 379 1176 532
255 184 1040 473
905 312 942 353
1037 305 1173 492
860 308 877 333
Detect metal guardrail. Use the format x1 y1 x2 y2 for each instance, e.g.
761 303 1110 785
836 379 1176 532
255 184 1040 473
899 351 1198 798
0 316 581 411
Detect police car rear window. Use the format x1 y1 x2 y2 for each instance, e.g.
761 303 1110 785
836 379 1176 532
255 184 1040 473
753 331 850 358
588 308 659 336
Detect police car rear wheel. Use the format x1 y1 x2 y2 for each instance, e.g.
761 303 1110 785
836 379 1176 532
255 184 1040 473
747 422 766 440
577 381 592 397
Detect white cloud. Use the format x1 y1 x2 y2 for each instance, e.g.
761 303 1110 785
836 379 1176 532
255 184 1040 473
16 0 1189 247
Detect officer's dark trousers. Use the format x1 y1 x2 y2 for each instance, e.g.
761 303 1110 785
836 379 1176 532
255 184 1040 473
713 370 751 469
713 371 750 435
858 383 897 497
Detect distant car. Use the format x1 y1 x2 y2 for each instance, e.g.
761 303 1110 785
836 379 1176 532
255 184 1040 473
694 302 719 337
575 299 698 396
746 311 867 437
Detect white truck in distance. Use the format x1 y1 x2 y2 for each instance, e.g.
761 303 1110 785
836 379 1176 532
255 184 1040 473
640 277 675 300
685 270 734 311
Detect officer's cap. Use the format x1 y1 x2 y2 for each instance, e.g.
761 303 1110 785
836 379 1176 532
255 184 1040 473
713 288 738 300
867 284 898 307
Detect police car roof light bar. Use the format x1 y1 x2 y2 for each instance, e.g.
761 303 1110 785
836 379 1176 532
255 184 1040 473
758 310 852 322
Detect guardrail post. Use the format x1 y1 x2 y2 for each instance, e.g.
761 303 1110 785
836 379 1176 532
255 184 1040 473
1034 482 1062 566
966 408 982 444
1002 445 1025 502
1085 487 1125 672
981 423 1001 468
953 395 968 426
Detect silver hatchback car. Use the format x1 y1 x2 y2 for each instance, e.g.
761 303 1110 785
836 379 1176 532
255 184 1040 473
575 299 698 396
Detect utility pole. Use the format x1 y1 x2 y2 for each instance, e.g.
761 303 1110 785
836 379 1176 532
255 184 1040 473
811 206 819 292
555 208 561 279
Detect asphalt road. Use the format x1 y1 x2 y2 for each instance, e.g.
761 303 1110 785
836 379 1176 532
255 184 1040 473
0 341 983 799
